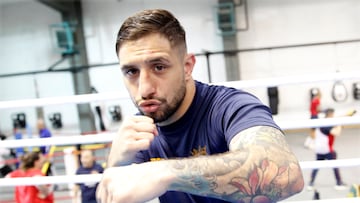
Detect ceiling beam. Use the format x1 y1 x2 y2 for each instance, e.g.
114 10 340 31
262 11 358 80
37 0 73 14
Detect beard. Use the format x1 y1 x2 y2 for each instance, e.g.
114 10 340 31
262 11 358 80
135 82 186 123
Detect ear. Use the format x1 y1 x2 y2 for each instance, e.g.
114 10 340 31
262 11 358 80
184 54 195 80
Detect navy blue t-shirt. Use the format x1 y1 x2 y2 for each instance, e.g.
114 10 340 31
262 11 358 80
134 81 279 203
76 163 104 203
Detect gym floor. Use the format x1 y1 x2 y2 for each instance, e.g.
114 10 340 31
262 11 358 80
0 127 359 202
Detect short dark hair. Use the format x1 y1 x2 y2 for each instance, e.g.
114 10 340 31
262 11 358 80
20 151 41 170
324 108 335 116
115 9 186 56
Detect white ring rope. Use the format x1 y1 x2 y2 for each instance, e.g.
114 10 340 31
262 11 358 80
283 198 360 203
0 91 129 109
0 132 115 148
215 71 360 89
276 116 360 129
0 159 359 187
0 174 102 186
0 71 360 109
0 117 358 149
299 158 360 169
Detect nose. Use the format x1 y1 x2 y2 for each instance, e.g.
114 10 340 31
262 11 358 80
138 70 156 99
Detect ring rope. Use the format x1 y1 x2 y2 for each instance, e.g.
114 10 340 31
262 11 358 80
0 174 102 187
282 198 360 203
0 132 115 148
299 158 360 169
1 71 360 109
0 91 129 109
0 159 359 187
0 117 358 149
215 71 360 89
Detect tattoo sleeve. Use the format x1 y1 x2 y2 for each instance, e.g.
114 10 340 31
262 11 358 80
168 126 304 203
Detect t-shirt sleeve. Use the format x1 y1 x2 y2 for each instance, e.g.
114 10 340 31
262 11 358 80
213 90 280 146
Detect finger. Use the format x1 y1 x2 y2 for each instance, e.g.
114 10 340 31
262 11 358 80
96 184 106 203
132 121 157 133
107 191 112 203
130 139 152 151
131 115 155 123
133 132 155 141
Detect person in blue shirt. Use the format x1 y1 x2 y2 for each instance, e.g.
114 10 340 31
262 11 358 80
97 9 304 203
37 119 52 155
74 149 104 203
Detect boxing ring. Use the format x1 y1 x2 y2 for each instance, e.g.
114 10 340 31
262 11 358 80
0 72 359 203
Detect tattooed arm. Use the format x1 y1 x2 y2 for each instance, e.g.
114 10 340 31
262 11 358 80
97 126 304 203
169 126 304 202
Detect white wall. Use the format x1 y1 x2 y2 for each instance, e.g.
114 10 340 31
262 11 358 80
235 0 360 120
0 1 76 134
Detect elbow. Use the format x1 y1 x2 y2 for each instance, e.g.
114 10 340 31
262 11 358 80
283 163 304 200
291 168 304 195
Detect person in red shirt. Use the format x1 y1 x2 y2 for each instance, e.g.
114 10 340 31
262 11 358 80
304 89 322 149
6 151 54 203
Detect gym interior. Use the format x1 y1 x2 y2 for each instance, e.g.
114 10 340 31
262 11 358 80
0 0 359 202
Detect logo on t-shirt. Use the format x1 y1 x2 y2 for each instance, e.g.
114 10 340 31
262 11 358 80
150 145 208 162
191 146 207 156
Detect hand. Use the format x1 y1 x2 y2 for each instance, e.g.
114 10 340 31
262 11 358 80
107 115 158 167
96 162 172 203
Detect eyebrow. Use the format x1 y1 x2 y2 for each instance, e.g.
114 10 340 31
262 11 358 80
121 56 171 70
144 56 171 65
120 64 137 71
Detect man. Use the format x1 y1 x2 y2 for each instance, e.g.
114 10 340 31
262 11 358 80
37 119 52 155
73 149 104 203
307 108 352 191
97 9 304 203
36 119 56 177
304 89 322 149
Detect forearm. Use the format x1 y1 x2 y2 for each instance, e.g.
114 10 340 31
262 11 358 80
107 147 127 167
167 151 301 202
165 127 304 202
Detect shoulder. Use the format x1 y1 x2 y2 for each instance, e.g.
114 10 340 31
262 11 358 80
28 169 44 176
94 163 104 170
8 169 22 177
229 126 284 150
196 81 263 107
76 166 85 174
319 126 332 134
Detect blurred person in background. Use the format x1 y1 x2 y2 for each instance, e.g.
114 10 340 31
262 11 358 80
304 88 322 149
37 119 52 155
307 108 355 191
73 149 104 203
6 151 54 203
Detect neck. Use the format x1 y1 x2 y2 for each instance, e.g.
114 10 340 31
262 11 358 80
158 79 195 126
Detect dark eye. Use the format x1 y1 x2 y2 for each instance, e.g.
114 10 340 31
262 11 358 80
123 68 139 77
154 64 166 72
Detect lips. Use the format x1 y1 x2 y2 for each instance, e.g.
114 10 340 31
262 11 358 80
138 100 162 113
